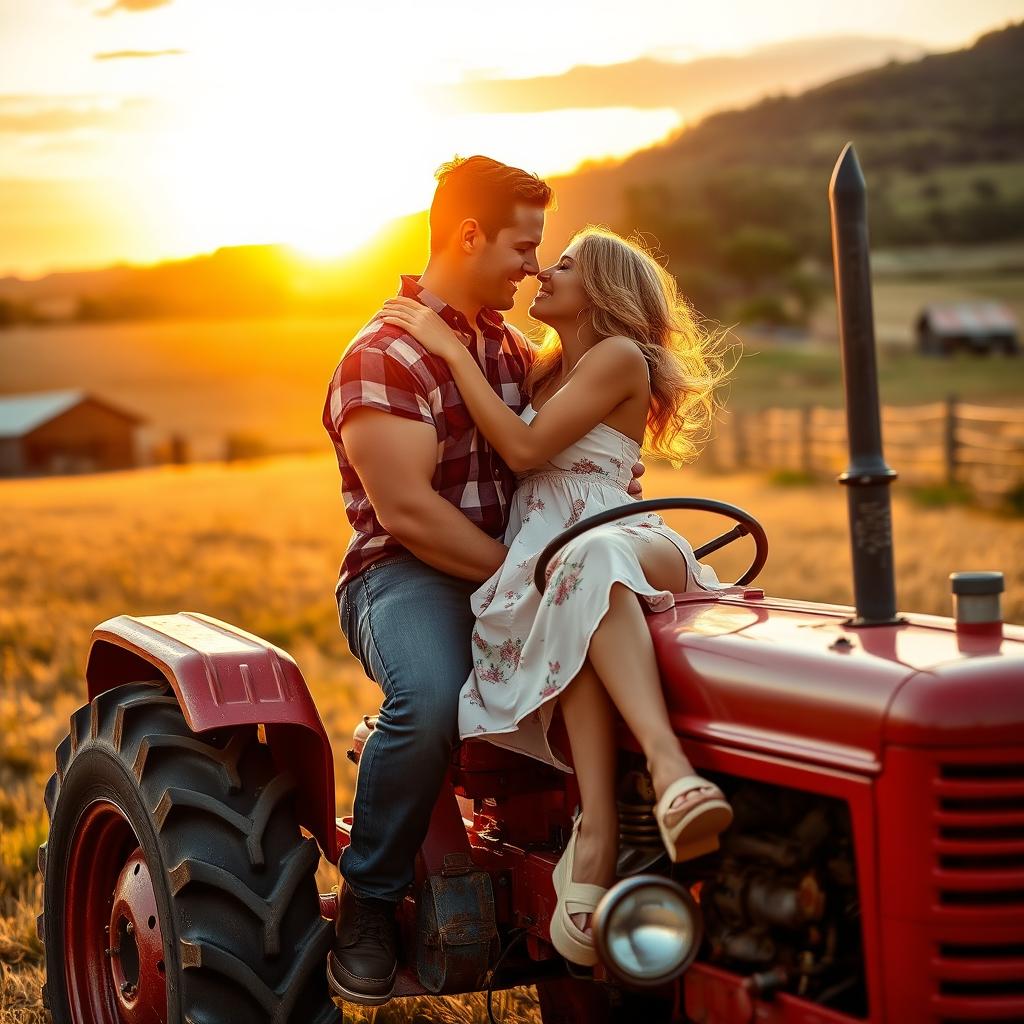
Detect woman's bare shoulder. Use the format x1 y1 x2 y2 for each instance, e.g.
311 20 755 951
585 335 647 372
581 335 648 378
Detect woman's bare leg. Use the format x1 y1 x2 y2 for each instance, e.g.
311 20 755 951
555 534 720 931
587 536 721 819
558 660 619 935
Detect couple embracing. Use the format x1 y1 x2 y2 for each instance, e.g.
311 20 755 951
322 155 733 1004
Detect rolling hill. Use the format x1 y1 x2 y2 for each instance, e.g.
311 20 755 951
543 20 1024 253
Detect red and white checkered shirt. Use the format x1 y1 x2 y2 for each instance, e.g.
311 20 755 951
323 275 534 590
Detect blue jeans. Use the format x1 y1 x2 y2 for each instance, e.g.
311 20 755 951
336 553 478 902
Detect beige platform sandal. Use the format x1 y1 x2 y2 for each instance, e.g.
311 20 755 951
655 775 733 862
548 814 608 966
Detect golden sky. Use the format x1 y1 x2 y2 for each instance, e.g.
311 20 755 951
1 0 1021 277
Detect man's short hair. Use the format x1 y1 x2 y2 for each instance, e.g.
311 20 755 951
429 155 554 255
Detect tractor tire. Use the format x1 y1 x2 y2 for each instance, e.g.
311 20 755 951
39 679 338 1024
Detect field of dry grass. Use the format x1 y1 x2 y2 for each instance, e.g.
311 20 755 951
1 455 1021 1022
3 304 1024 463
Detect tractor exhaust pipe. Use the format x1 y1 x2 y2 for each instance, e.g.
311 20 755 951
828 143 901 626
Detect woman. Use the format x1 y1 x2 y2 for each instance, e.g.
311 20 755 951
380 227 733 966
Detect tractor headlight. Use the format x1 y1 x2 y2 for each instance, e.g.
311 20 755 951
592 874 702 988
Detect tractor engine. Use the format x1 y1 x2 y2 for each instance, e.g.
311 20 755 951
690 777 866 1014
612 760 867 1017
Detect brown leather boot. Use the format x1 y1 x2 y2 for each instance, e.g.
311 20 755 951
326 883 399 1005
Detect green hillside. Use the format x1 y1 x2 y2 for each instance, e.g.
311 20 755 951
541 22 1024 321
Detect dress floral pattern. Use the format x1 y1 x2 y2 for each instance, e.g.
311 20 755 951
457 403 726 771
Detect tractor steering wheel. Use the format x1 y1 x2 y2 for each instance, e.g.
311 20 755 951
533 497 769 594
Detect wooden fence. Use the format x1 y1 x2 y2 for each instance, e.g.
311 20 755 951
705 398 1024 500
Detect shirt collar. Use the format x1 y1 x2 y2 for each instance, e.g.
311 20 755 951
399 275 505 339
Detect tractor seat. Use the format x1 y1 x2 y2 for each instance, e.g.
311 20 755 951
453 735 537 773
455 704 571 795
349 715 565 796
452 734 566 798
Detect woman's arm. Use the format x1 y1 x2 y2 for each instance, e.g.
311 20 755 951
381 298 647 472
450 338 646 471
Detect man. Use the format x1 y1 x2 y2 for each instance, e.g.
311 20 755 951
321 155 643 1005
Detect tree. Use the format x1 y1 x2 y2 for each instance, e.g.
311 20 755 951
733 294 792 327
720 227 799 288
972 177 999 201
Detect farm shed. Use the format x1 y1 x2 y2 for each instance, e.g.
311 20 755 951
916 301 1019 356
0 390 144 477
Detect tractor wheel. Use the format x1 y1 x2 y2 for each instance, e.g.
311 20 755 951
39 679 338 1024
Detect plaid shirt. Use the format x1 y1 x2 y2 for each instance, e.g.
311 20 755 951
323 276 534 590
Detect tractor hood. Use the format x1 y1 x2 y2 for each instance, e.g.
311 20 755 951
647 592 1024 775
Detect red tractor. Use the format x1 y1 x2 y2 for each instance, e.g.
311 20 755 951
39 145 1023 1024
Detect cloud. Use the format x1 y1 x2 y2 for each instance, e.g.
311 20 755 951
94 48 185 60
434 35 925 122
95 0 174 15
0 96 155 135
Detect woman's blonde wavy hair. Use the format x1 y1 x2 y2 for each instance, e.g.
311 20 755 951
524 226 733 465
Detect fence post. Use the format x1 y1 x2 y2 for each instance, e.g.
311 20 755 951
944 394 958 486
169 433 189 465
733 410 747 469
800 406 813 475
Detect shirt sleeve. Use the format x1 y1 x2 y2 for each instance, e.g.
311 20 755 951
328 336 435 433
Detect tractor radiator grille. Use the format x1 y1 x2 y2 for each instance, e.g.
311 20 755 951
935 761 1024 906
932 759 1024 1019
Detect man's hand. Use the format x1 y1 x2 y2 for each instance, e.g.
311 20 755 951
627 459 645 498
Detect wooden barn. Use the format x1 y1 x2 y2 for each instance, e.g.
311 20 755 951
916 301 1019 356
0 390 145 477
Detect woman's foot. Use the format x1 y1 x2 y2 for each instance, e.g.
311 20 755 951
661 780 726 825
649 752 732 862
654 773 732 862
650 753 713 818
549 814 617 965
567 818 618 937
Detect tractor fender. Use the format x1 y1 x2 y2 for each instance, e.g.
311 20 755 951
85 611 339 861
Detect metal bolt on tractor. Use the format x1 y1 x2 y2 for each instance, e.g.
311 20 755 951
39 145 1024 1024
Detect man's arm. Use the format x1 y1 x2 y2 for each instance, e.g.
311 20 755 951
342 407 508 582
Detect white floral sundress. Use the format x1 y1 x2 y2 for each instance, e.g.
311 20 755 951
457 402 726 771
